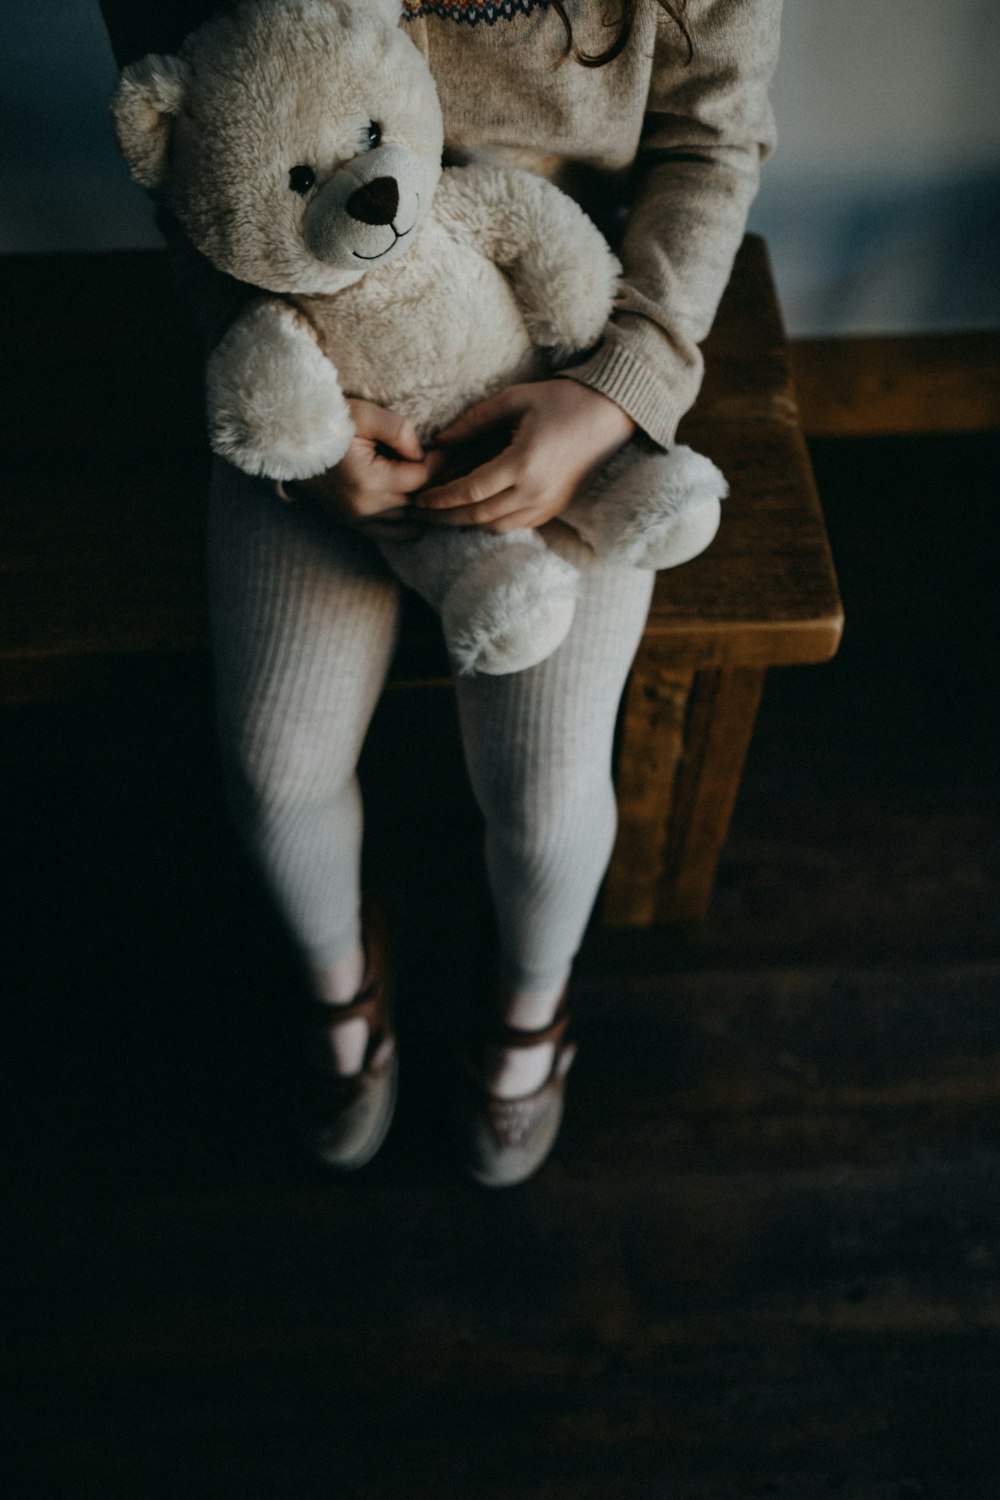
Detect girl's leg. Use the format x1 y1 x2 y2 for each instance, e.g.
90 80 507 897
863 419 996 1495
453 526 655 1095
208 460 401 1068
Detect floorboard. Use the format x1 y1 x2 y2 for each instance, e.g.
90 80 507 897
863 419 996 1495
3 432 999 1498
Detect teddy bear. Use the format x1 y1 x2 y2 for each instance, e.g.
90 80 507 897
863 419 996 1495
113 0 726 676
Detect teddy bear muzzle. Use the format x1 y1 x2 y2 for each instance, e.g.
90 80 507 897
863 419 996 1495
346 176 399 225
303 143 424 271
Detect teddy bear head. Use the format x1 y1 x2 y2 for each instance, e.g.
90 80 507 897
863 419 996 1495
113 0 444 294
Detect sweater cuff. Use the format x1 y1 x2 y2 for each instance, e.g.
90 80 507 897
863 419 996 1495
555 324 702 451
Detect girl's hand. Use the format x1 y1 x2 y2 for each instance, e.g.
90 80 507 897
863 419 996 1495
414 381 636 533
296 398 442 540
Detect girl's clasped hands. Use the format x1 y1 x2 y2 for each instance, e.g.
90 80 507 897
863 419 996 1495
299 381 636 541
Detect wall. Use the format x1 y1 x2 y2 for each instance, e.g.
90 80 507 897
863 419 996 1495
3 3 161 255
748 0 1000 333
5 0 999 335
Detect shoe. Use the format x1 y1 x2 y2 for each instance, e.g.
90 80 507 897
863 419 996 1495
298 911 398 1171
456 998 576 1188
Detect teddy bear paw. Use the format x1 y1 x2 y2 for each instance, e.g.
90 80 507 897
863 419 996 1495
441 539 579 676
622 492 723 572
462 594 578 676
567 444 727 571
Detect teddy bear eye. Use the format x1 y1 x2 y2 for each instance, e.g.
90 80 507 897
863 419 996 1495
366 121 382 149
288 165 316 196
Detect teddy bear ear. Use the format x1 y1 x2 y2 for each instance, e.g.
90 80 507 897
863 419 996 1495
112 53 191 190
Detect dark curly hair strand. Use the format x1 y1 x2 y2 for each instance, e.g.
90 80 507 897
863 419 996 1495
550 0 692 68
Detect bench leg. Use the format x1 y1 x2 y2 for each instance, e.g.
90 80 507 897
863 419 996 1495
603 647 765 926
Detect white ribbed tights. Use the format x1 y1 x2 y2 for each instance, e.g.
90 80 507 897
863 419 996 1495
208 459 654 998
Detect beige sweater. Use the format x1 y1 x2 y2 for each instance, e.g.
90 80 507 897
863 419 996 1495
105 0 780 447
406 0 781 444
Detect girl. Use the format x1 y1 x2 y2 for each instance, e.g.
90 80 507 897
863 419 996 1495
100 0 781 1184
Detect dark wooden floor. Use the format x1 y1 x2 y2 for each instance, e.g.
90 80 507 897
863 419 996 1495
4 433 1000 1498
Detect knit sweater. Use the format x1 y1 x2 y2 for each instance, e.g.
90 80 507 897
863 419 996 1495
101 0 781 446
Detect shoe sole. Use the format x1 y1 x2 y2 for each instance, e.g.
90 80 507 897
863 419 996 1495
307 1048 399 1172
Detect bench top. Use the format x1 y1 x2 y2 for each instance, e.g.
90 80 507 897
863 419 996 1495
1 235 841 703
664 236 842 669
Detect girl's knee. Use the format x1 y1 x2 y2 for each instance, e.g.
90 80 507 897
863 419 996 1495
482 769 617 863
218 702 356 817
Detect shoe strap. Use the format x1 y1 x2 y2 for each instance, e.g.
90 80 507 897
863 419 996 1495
306 984 394 1082
306 904 392 1037
487 997 570 1051
307 982 380 1033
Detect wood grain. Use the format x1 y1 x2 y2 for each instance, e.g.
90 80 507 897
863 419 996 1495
654 665 765 924
602 658 694 926
791 331 1000 438
604 661 766 927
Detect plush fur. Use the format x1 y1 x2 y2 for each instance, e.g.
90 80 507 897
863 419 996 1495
113 0 727 675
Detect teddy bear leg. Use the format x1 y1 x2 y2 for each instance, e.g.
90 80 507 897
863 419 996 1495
380 528 579 676
565 443 728 573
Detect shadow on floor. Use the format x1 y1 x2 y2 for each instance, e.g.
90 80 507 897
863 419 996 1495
3 433 999 1499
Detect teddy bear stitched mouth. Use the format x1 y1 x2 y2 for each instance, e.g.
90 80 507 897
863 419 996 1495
349 186 420 260
351 219 416 260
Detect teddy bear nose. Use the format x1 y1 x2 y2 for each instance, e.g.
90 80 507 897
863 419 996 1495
346 176 400 226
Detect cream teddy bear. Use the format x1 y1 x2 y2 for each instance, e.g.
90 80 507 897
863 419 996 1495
113 0 726 675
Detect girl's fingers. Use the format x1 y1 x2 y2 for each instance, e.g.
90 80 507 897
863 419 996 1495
434 387 526 445
367 450 443 499
419 487 521 527
416 450 521 510
350 400 424 461
389 460 438 495
417 448 448 484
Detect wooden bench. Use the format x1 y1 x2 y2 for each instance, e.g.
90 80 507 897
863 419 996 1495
1 235 842 926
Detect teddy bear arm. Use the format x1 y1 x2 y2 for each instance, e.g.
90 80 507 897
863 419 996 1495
205 298 354 482
436 166 621 362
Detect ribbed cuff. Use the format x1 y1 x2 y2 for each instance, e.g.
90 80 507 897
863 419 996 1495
556 332 699 451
